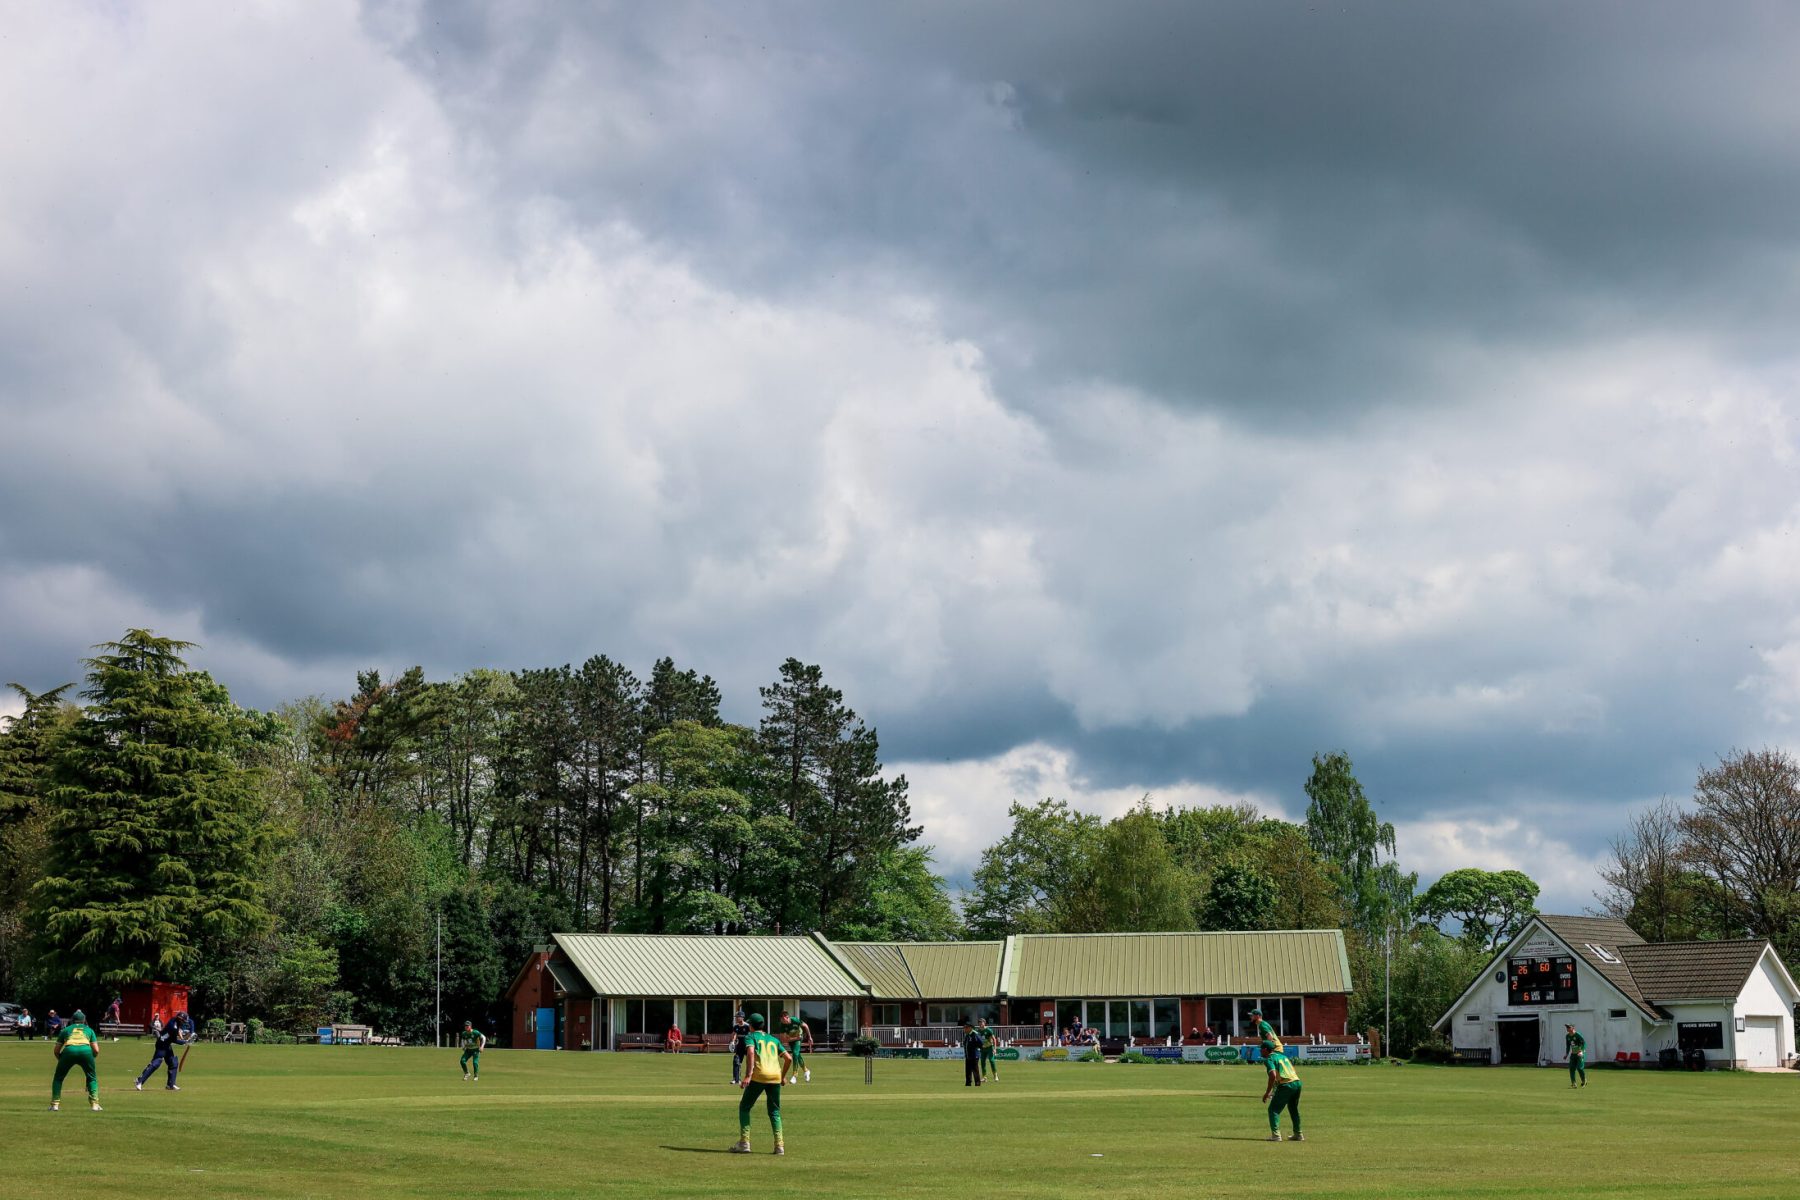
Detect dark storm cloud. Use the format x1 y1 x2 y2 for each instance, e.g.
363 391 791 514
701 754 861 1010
370 0 1800 419
5 3 1800 914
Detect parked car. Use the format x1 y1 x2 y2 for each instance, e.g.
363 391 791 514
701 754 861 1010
0 1002 23 1019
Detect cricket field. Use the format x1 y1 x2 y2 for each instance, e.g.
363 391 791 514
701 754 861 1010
4 1042 1796 1198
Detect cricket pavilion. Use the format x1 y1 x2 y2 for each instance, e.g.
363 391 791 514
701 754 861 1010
504 928 1359 1054
1435 914 1800 1070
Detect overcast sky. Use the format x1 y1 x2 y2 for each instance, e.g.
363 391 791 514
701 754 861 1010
5 2 1800 912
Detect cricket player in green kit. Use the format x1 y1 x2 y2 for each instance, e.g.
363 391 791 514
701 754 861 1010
1248 1006 1284 1053
50 1009 103 1112
732 1013 791 1156
460 1021 486 1081
777 1009 811 1083
1565 1024 1586 1088
977 1017 999 1081
1260 1040 1303 1142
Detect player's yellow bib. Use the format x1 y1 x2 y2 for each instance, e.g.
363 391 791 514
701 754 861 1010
747 1033 785 1084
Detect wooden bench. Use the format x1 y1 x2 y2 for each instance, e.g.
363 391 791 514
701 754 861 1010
701 1033 736 1053
97 1022 149 1039
330 1024 372 1045
616 1033 664 1051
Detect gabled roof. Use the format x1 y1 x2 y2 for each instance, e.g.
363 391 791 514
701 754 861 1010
1618 940 1773 1001
1535 915 1656 1016
1435 914 1795 1031
831 942 1006 999
552 933 867 999
897 942 1005 998
544 958 592 999
503 948 553 1001
831 943 920 1000
1006 930 1353 998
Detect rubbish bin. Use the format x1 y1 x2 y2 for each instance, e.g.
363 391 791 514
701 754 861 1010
1683 1047 1706 1071
1657 1047 1681 1070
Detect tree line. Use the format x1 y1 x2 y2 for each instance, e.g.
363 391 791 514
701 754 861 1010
1 631 933 1042
7 629 1793 1055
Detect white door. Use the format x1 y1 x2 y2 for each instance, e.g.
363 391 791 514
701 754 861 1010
1739 1017 1780 1067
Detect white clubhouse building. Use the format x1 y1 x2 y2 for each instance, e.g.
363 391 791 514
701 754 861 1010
1435 914 1799 1070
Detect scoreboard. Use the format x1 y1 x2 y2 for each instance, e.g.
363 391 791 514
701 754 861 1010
1507 955 1578 1005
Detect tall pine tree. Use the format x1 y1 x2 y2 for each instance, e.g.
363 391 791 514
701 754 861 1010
34 630 271 987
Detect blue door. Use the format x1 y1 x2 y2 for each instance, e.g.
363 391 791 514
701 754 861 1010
536 1007 556 1050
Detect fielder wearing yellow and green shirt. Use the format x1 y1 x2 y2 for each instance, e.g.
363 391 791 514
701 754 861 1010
1565 1025 1585 1088
732 1014 790 1155
1260 1041 1302 1141
460 1022 486 1080
51 1009 102 1112
978 1019 999 1079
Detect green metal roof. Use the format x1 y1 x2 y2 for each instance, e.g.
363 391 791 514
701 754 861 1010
553 933 867 999
1005 931 1353 997
833 942 1005 999
832 943 920 1000
896 942 1004 998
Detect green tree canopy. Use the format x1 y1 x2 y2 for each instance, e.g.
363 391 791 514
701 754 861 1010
962 799 1101 937
1417 867 1540 952
33 630 272 987
1059 804 1196 933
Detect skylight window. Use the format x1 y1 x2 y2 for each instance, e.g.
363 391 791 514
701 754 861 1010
1583 943 1622 964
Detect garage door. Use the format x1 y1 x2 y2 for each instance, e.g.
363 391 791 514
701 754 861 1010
1738 1017 1781 1068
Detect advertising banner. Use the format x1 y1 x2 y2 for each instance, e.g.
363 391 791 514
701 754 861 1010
1141 1047 1184 1060
997 1048 1021 1060
1294 1043 1369 1061
1182 1045 1250 1062
875 1047 927 1059
926 1046 961 1060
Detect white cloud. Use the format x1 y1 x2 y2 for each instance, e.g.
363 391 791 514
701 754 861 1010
1396 814 1610 916
4 0 1800 910
895 741 1283 878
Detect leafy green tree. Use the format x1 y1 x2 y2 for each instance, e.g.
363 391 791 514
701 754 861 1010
1203 860 1278 930
1677 748 1800 959
1352 927 1488 1056
1418 868 1540 952
756 659 918 933
1059 805 1196 932
963 799 1102 936
834 846 961 942
626 720 755 933
485 876 572 974
0 682 77 1001
1303 751 1404 929
1 682 75 822
33 630 272 987
439 883 502 1037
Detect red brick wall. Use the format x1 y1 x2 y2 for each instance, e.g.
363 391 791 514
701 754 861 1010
1303 993 1349 1036
507 954 557 1049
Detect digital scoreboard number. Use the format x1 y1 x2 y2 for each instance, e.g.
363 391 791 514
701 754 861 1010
1507 955 1578 1005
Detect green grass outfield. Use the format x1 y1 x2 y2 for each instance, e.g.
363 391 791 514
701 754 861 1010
4 1042 1797 1199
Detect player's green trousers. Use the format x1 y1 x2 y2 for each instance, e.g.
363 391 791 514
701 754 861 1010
738 1082 783 1145
980 1049 998 1078
53 1046 98 1101
788 1042 804 1073
1568 1053 1585 1085
1267 1080 1302 1134
461 1049 480 1078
